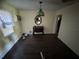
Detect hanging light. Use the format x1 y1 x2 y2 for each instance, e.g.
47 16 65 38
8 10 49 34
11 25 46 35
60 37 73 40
38 1 45 16
34 1 44 25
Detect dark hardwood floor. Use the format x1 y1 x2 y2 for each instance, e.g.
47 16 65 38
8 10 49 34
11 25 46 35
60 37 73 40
3 34 79 59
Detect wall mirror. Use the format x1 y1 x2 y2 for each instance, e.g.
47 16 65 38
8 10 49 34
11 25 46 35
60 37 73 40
35 15 42 25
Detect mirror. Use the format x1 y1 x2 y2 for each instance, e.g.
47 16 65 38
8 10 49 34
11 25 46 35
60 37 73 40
35 16 42 25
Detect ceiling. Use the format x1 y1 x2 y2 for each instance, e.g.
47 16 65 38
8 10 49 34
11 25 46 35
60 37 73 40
5 0 79 10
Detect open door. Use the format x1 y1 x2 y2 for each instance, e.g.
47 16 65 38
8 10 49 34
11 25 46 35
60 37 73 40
56 15 62 36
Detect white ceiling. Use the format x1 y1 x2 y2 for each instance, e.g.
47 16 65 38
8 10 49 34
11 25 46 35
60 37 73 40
5 0 79 10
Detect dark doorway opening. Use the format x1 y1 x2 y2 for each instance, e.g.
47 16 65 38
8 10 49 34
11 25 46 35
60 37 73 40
56 15 62 36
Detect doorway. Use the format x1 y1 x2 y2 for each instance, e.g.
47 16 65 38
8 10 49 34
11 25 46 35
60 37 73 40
55 15 62 36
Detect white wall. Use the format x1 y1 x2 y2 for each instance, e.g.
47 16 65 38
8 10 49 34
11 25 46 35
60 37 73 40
56 3 79 55
20 10 56 34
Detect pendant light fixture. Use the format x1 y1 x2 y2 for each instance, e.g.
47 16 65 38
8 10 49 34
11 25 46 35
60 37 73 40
34 1 44 25
38 1 45 16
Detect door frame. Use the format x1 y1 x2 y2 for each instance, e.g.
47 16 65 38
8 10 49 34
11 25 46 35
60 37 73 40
55 15 62 36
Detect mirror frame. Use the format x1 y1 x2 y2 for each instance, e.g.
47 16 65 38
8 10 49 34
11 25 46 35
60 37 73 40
35 16 42 25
